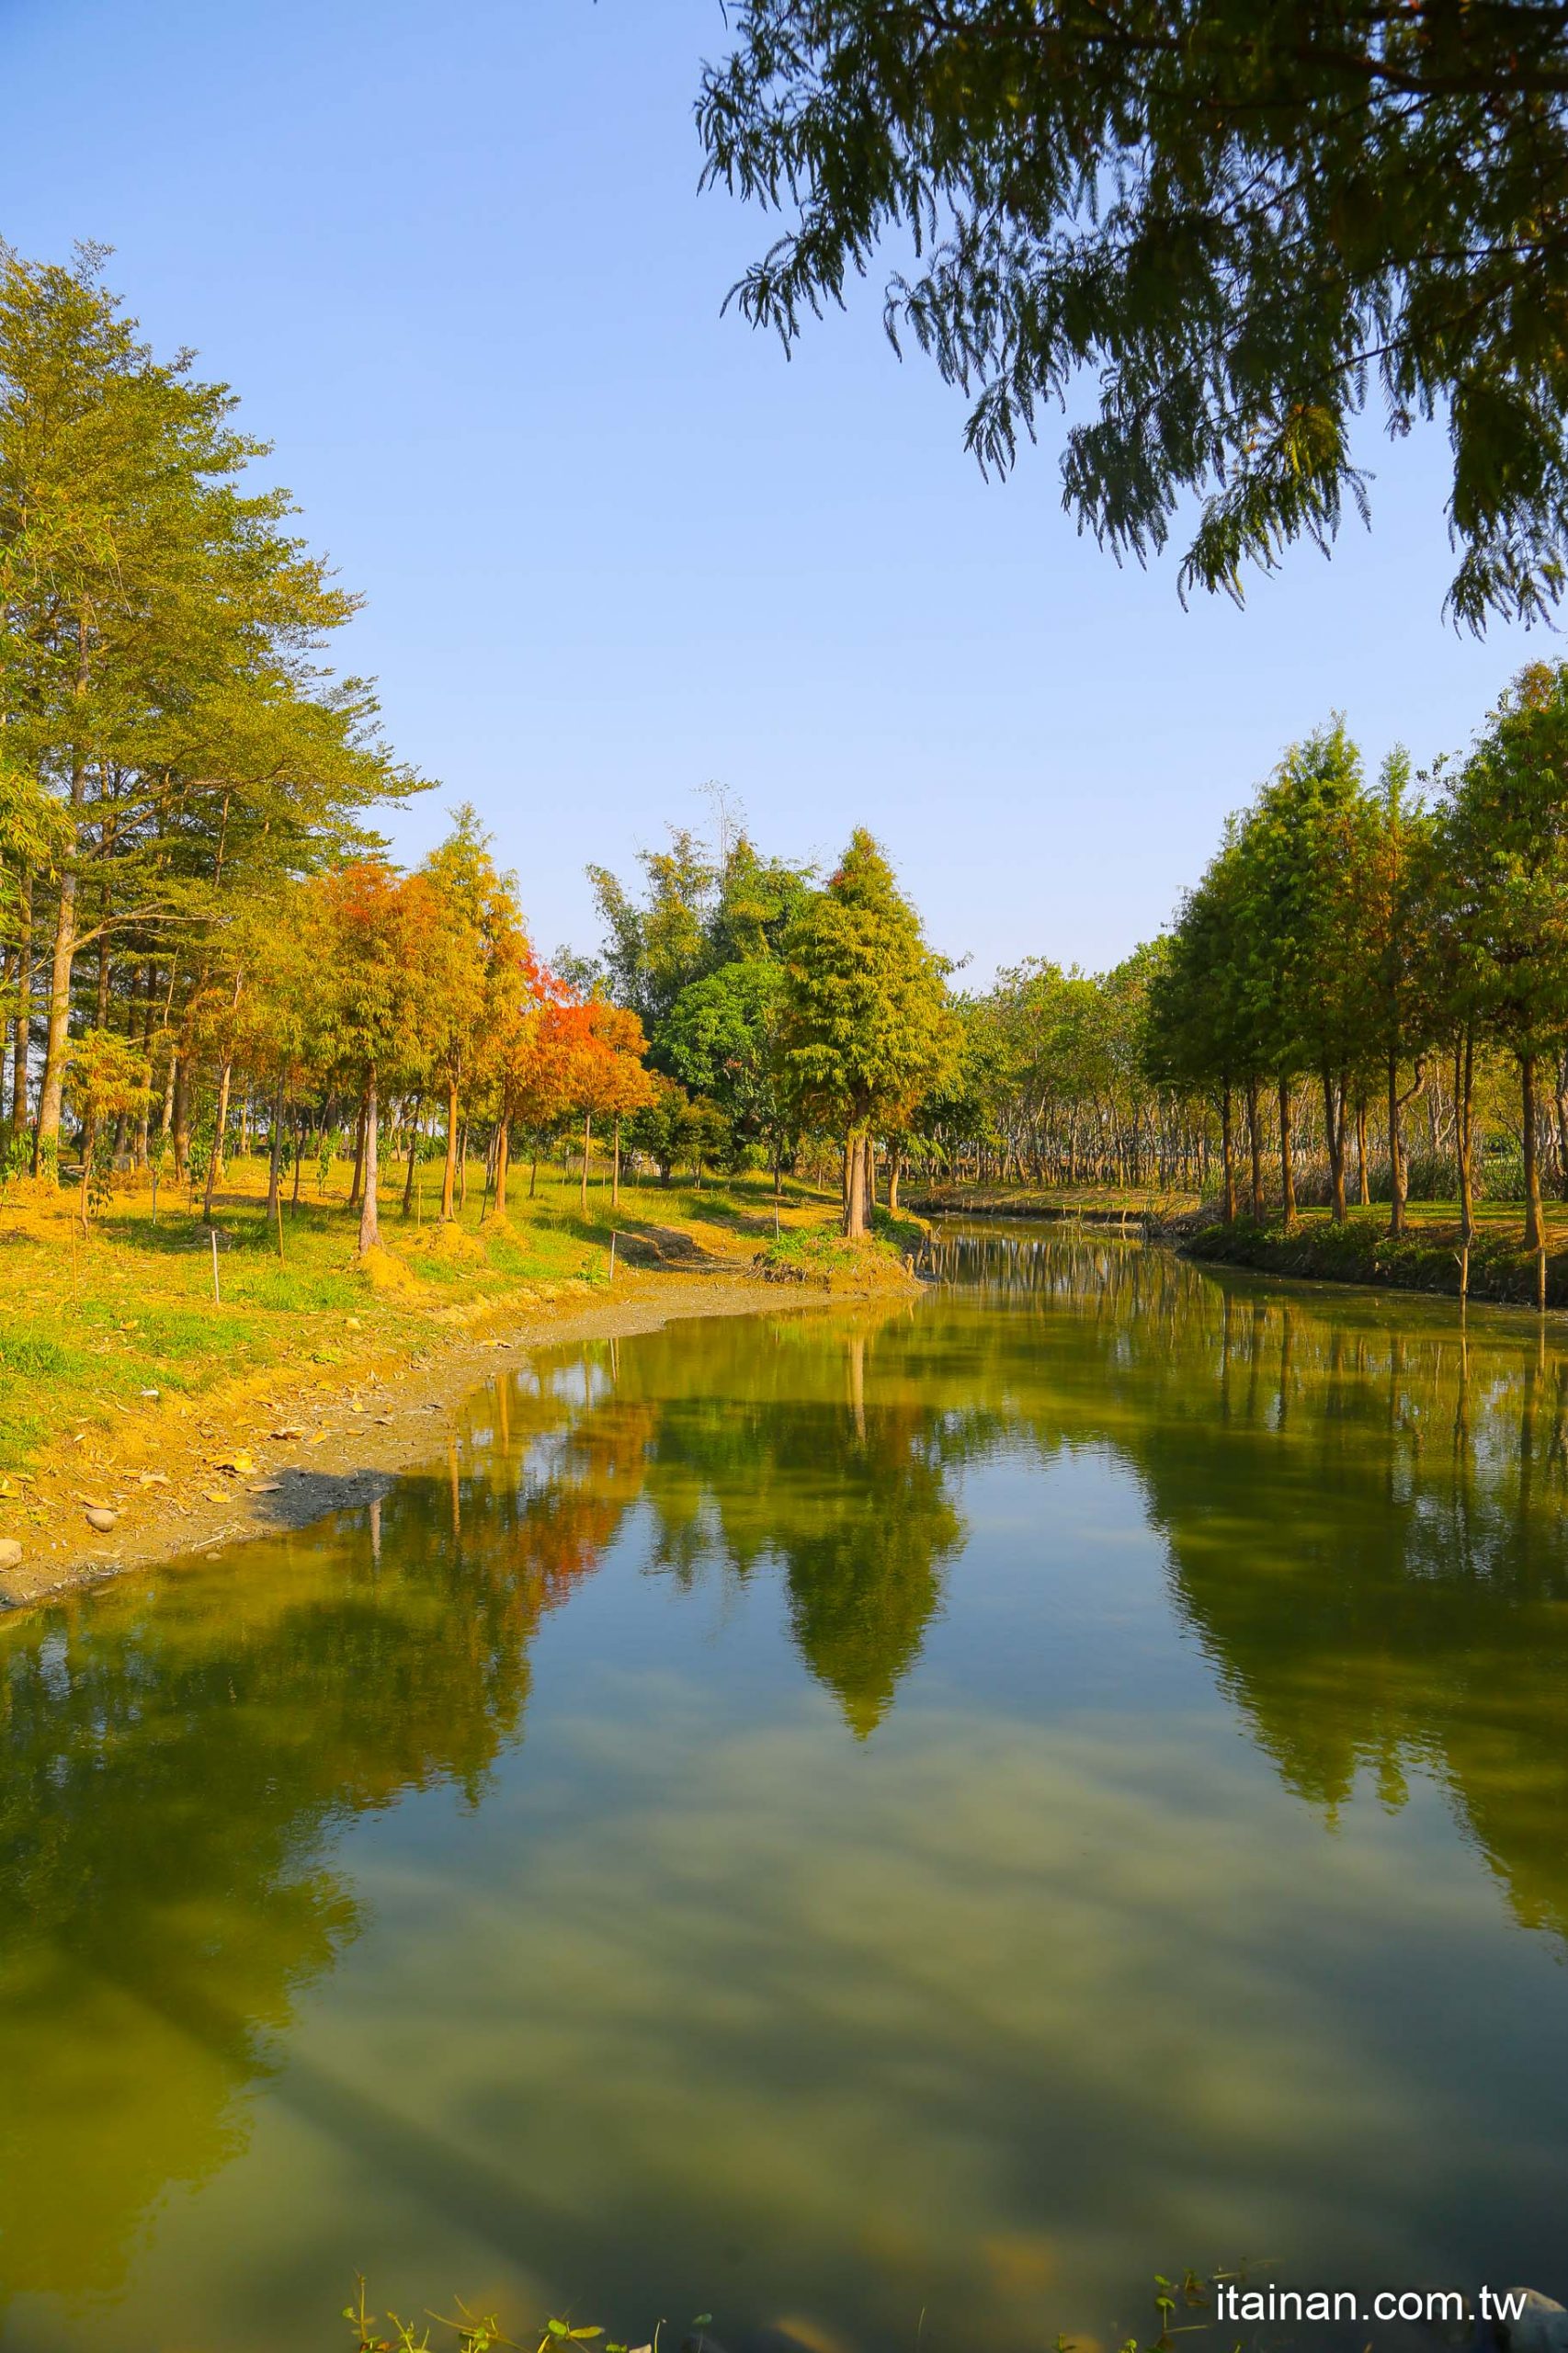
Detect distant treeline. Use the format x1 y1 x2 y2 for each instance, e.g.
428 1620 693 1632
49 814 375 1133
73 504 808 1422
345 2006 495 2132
10 243 1568 1256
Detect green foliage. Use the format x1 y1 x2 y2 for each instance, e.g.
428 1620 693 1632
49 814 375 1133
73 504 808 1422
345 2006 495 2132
781 829 952 1130
1440 663 1568 1061
588 822 813 1031
660 957 790 1159
699 2 1568 626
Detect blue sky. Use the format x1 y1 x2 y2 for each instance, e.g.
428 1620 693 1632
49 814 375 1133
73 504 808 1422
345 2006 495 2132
0 0 1544 982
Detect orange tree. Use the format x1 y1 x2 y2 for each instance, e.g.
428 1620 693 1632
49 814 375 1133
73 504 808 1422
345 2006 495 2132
573 999 653 1210
483 977 580 1215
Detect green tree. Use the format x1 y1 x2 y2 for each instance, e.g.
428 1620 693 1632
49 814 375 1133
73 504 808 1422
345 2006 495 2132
1231 723 1372 1224
660 957 794 1188
782 828 951 1236
1440 663 1568 1254
1360 751 1440 1237
586 829 715 1030
1144 844 1261 1221
699 3 1568 626
0 244 412 1172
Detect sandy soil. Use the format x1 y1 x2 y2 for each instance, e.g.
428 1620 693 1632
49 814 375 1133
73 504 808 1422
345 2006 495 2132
0 1268 850 1617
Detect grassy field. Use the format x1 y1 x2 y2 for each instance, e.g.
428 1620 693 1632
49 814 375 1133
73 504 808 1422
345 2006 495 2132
0 1152 909 1483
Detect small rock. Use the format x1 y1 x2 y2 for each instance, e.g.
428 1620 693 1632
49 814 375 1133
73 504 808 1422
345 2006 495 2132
0 1538 22 1570
1501 2293 1568 2353
84 1506 118 1533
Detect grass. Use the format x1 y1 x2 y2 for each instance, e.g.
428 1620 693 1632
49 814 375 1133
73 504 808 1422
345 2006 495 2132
751 1203 928 1283
1186 1199 1568 1306
0 1152 903 1479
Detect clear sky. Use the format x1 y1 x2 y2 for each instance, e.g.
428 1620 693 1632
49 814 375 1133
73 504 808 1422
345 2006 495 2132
0 0 1546 983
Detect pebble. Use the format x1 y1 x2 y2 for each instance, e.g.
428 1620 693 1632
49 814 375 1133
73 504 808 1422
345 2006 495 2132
1502 2293 1568 2353
84 1506 119 1533
0 1538 21 1571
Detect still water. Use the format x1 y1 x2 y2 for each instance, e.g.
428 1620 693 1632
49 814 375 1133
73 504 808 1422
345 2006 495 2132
3 1229 1567 2353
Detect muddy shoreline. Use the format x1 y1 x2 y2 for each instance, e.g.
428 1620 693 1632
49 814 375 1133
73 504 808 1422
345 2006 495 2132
0 1271 856 1618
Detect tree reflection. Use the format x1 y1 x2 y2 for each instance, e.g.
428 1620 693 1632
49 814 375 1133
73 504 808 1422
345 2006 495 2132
935 1227 1568 1948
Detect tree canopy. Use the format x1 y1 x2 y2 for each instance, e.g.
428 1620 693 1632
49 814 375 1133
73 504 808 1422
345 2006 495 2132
698 1 1568 627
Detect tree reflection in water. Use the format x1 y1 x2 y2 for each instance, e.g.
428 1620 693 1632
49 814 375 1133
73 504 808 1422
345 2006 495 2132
6 1233 1568 2344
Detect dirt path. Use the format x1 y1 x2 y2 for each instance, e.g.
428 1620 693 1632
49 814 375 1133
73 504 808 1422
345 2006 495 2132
0 1269 845 1616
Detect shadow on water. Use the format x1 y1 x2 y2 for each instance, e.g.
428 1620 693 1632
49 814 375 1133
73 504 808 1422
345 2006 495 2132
3 1227 1568 2346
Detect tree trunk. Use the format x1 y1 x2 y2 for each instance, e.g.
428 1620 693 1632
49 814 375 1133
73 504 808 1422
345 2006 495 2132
1356 1097 1369 1206
1245 1078 1264 1220
495 1120 510 1213
347 1096 367 1209
10 869 30 1140
1221 1086 1236 1222
441 1078 459 1219
157 1045 176 1164
581 1109 592 1210
172 1052 192 1186
292 1109 305 1206
1322 1065 1346 1222
95 904 110 1030
612 1112 621 1210
460 1121 469 1211
887 1144 902 1216
1388 1049 1406 1238
358 1070 380 1256
1278 1078 1296 1228
78 1111 96 1232
1457 1029 1475 1244
32 868 77 1168
1522 1051 1545 1254
203 1056 233 1220
403 1095 422 1218
844 1127 869 1238
266 1076 286 1217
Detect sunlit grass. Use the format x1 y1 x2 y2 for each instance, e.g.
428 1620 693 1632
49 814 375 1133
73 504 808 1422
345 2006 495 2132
0 1152 853 1476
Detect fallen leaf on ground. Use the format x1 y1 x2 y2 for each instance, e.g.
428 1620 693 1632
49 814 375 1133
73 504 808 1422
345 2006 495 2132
136 1471 169 1486
200 1487 230 1505
212 1451 257 1475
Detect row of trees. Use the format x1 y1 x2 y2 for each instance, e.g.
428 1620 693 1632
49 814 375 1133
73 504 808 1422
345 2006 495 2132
0 245 977 1247
0 244 413 1185
1148 664 1568 1250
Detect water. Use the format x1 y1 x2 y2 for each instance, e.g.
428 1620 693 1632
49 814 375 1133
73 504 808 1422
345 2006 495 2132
4 1228 1567 2353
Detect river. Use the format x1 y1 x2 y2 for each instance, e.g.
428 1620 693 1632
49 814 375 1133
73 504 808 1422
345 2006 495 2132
3 1226 1566 2352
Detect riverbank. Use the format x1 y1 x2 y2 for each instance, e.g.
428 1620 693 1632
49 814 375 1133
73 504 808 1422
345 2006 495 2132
0 1163 919 1612
907 1180 1199 1225
1185 1210 1568 1307
909 1180 1568 1310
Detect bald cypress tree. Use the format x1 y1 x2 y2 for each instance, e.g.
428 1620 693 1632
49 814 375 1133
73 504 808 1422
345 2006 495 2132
781 830 950 1237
